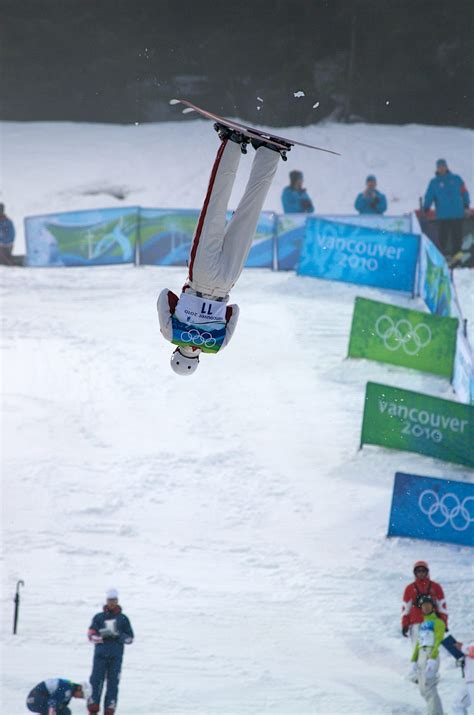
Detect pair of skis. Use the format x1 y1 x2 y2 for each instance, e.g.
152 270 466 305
170 98 340 159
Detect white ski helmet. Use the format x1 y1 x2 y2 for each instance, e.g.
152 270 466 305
81 681 92 700
170 348 200 376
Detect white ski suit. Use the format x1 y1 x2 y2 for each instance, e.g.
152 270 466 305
453 642 474 715
157 138 279 354
411 614 445 715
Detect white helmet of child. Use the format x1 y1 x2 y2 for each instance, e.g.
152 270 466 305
80 681 92 699
170 348 200 376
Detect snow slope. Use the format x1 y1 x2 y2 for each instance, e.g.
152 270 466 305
1 119 473 714
1 119 473 254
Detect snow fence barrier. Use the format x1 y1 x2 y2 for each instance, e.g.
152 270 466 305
348 297 459 379
388 472 474 548
360 382 474 469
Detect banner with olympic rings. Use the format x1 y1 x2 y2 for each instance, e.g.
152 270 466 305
348 297 458 379
388 472 474 547
297 218 419 292
361 382 474 468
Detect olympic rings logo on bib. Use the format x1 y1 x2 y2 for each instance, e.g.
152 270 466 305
418 489 474 532
181 328 216 349
375 315 432 356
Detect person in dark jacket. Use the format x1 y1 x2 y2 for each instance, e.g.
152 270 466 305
0 202 16 265
423 158 470 260
281 170 314 213
87 589 134 714
354 175 388 215
26 679 90 714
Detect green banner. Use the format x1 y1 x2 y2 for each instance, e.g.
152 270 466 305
348 297 458 378
361 382 473 468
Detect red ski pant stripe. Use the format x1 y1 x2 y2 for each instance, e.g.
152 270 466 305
188 138 228 282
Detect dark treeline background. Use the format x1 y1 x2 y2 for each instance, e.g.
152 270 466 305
2 0 472 127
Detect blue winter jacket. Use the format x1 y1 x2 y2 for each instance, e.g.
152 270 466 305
355 190 387 215
281 186 314 213
27 678 77 709
88 605 134 656
423 171 470 219
0 215 15 246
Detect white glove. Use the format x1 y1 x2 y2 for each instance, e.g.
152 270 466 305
425 659 438 677
407 662 418 683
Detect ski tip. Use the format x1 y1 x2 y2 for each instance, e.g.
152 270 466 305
169 99 180 105
182 107 194 114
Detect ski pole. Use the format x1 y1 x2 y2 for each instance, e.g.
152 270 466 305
13 579 25 634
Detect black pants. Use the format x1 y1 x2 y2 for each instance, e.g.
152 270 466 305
437 218 463 257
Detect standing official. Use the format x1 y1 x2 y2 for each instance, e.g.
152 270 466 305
87 589 134 715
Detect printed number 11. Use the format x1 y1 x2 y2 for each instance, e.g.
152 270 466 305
201 302 213 315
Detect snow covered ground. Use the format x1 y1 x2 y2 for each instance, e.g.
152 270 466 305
1 119 473 714
2 118 473 255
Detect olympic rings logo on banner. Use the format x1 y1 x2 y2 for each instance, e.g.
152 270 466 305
418 490 474 532
181 328 216 348
375 315 432 356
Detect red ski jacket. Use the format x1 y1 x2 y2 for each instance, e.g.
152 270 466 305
401 578 448 628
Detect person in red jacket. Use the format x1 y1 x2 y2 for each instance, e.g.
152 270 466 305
401 561 448 645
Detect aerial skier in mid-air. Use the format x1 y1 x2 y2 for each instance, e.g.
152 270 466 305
157 123 288 375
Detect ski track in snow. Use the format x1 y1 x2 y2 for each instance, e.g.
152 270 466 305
1 265 473 714
1 119 474 713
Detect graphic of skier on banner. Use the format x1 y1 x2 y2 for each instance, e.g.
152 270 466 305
157 124 288 376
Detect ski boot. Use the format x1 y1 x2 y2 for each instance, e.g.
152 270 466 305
214 123 250 154
250 136 291 161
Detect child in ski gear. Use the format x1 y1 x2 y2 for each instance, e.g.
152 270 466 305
452 640 474 714
0 202 16 266
354 175 387 214
87 589 134 714
26 679 90 715
157 126 286 376
281 170 314 213
408 595 445 715
423 159 470 259
401 561 448 644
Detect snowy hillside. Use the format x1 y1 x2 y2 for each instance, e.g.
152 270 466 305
2 118 473 254
1 119 473 714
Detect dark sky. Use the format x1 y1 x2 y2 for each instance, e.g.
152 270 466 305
2 0 472 126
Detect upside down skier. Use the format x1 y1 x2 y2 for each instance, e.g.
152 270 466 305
157 125 289 375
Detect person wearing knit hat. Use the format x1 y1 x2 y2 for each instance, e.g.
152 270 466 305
401 561 448 646
423 158 470 264
281 170 315 213
87 591 134 714
354 175 388 215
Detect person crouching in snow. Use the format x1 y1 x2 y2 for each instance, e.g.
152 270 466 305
157 125 288 375
408 595 445 715
452 639 474 714
26 679 91 714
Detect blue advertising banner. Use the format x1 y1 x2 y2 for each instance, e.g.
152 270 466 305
418 234 454 318
25 207 140 266
452 331 474 405
388 472 474 547
138 208 275 268
297 218 419 292
276 214 412 271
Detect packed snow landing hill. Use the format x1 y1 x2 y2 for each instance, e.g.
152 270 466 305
1 119 474 715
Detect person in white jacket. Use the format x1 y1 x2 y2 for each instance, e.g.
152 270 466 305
157 125 287 375
452 640 474 714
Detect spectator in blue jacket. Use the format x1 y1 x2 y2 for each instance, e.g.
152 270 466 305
355 175 388 215
26 679 90 714
281 170 314 213
423 158 470 260
87 589 134 715
0 202 16 265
